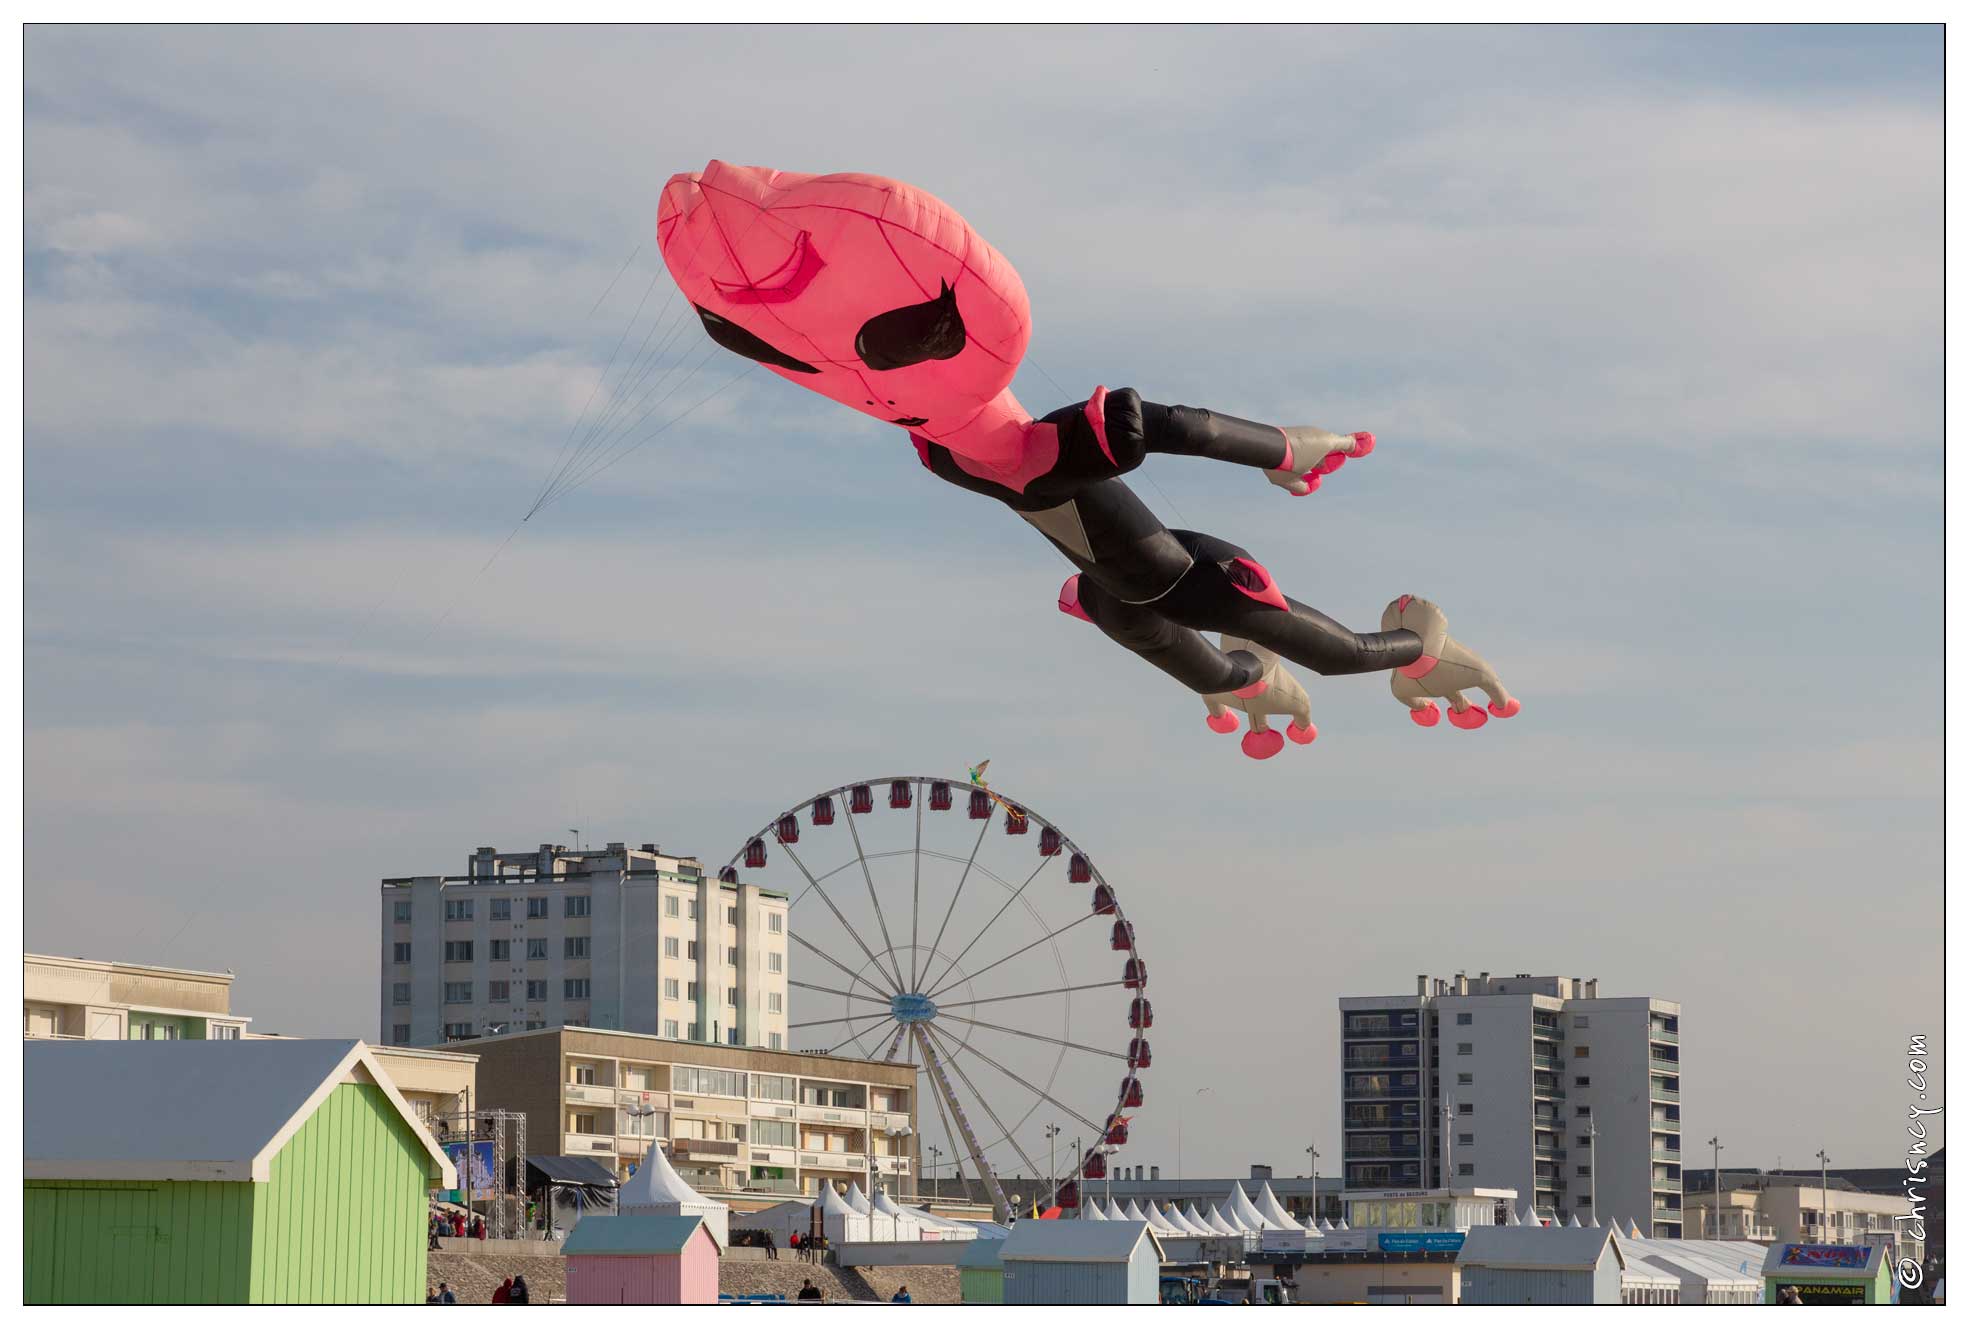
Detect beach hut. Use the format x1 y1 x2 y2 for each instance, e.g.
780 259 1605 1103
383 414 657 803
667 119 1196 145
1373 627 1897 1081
617 1141 729 1247
1001 1219 1166 1305
1458 1224 1630 1305
564 1213 721 1304
958 1238 1008 1304
24 1039 454 1304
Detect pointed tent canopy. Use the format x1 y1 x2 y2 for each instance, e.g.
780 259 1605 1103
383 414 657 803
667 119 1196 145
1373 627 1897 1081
1204 1203 1245 1236
1182 1203 1215 1234
1318 1216 1336 1232
1160 1202 1202 1236
1335 1218 1350 1231
1520 1205 1540 1227
1567 1214 1583 1228
1230 1185 1273 1231
843 1182 874 1216
1254 1181 1301 1231
1587 1215 1601 1227
815 1180 859 1218
1122 1199 1149 1224
1505 1206 1522 1225
1082 1198 1109 1220
618 1141 729 1247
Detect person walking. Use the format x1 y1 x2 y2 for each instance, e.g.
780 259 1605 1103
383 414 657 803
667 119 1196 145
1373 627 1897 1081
437 1282 457 1305
426 1286 439 1304
510 1275 530 1305
472 1215 486 1241
491 1278 512 1304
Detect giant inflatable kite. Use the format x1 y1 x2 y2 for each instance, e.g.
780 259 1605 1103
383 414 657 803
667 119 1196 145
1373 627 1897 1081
657 162 1517 757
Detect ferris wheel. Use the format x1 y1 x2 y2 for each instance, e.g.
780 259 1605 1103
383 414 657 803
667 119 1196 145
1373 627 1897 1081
723 774 1150 1222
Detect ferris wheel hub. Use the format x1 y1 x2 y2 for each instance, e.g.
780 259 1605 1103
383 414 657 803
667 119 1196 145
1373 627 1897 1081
890 992 939 1024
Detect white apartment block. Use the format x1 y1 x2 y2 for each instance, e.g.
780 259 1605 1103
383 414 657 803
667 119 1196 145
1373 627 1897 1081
380 841 790 1052
24 952 252 1041
1340 972 1683 1236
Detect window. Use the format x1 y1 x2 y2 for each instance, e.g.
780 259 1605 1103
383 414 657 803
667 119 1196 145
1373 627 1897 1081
726 947 739 966
687 900 699 921
687 1023 702 1041
444 982 472 1004
527 939 548 960
767 912 783 934
393 900 412 923
488 980 510 1002
565 895 591 918
687 982 701 1001
727 987 739 1006
1458 1103 1474 1115
393 942 412 964
490 898 511 921
526 980 548 1000
527 897 548 919
1458 1163 1474 1176
1457 1072 1472 1085
1575 1075 1591 1088
444 1022 474 1040
768 993 783 1014
1574 1016 1590 1028
1576 1105 1592 1117
664 1020 680 1038
565 936 589 959
490 938 510 961
1577 1164 1592 1177
1458 1132 1474 1146
572 1113 596 1135
752 1118 797 1147
664 978 680 999
751 1073 797 1101
565 978 590 1000
392 1024 410 1043
213 1024 241 1039
770 1032 783 1050
664 937 679 958
572 1064 597 1084
687 942 699 961
672 1066 745 1097
445 940 473 963
1574 1046 1590 1058
1456 1012 1472 1026
665 895 680 917
727 906 739 925
445 898 474 921
1456 1042 1472 1055
392 982 411 1005
727 1027 742 1045
767 952 783 974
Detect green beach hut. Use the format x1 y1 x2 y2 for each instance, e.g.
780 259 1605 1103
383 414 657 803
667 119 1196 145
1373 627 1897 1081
958 1238 1007 1304
26 1038 456 1304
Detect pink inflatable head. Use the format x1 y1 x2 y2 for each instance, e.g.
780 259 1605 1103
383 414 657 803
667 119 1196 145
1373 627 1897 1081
658 162 1033 447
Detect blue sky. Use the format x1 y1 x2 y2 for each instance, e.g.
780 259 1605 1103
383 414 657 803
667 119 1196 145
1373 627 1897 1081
25 24 1940 1175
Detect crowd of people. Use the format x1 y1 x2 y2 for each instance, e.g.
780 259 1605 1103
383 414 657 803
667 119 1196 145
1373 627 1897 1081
423 1277 531 1305
428 1208 487 1248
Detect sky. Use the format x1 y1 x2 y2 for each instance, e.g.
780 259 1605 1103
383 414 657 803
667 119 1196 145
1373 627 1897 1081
24 23 1942 1180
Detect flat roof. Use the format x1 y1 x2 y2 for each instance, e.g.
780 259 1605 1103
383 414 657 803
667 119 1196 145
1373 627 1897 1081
432 1025 914 1077
26 952 236 983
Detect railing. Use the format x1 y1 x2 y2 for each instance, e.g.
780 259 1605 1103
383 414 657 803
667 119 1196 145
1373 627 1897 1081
672 1137 742 1159
1649 1026 1680 1045
615 1088 666 1107
1649 1055 1681 1071
1652 1147 1681 1162
1652 1207 1683 1223
1649 1084 1680 1102
1531 1054 1559 1069
1342 1054 1420 1068
1345 1116 1421 1130
797 1151 867 1170
564 1132 615 1154
565 1084 615 1105
1532 1083 1565 1099
798 1104 868 1124
1345 1147 1423 1161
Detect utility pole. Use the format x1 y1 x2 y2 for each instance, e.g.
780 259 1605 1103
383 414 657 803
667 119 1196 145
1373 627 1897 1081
1816 1150 1830 1241
1442 1103 1457 1190
927 1144 943 1203
1045 1124 1061 1213
1707 1137 1722 1239
1305 1142 1321 1223
1587 1119 1600 1227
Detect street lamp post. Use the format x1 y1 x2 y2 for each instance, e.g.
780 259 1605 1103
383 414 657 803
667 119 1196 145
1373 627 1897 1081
926 1144 944 1203
1045 1124 1061 1214
1587 1119 1600 1228
1178 1086 1213 1181
1442 1104 1457 1190
1305 1142 1321 1223
1707 1137 1722 1239
1816 1150 1830 1241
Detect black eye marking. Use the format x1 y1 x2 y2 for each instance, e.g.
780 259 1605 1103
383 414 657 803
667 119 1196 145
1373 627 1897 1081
694 305 820 375
854 280 967 372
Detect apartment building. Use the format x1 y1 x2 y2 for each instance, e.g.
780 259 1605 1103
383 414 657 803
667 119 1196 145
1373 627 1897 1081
1339 972 1684 1236
1682 1173 1926 1267
24 952 252 1041
379 841 790 1051
461 1025 917 1200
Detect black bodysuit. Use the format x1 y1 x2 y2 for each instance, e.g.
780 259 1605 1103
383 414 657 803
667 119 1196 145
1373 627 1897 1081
914 387 1422 695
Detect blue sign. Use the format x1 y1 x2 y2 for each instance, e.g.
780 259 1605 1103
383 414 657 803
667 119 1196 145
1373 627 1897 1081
1378 1232 1466 1253
444 1141 496 1200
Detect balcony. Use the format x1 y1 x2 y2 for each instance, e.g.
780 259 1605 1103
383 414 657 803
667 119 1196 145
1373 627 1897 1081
672 1137 742 1160
1652 1207 1683 1223
798 1151 867 1170
1649 1055 1681 1072
1343 1053 1419 1069
1649 1084 1680 1102
1653 1180 1683 1194
798 1104 868 1125
1652 1146 1681 1162
1345 1116 1420 1132
1649 1026 1679 1045
1534 1144 1568 1162
1532 1082 1565 1100
564 1132 616 1155
616 1088 667 1107
1531 1053 1559 1069
1346 1147 1423 1161
565 1084 616 1106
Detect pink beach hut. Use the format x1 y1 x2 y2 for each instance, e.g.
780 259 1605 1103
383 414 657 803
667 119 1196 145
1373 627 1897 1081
563 1213 721 1304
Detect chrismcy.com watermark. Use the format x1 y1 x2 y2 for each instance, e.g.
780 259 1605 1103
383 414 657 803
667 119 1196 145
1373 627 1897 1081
1894 1035 1939 1292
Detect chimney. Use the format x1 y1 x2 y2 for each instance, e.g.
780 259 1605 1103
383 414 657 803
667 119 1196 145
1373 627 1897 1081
1251 1164 1272 1179
607 841 624 852
1417 974 1429 997
1151 1166 1161 1180
642 843 658 853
